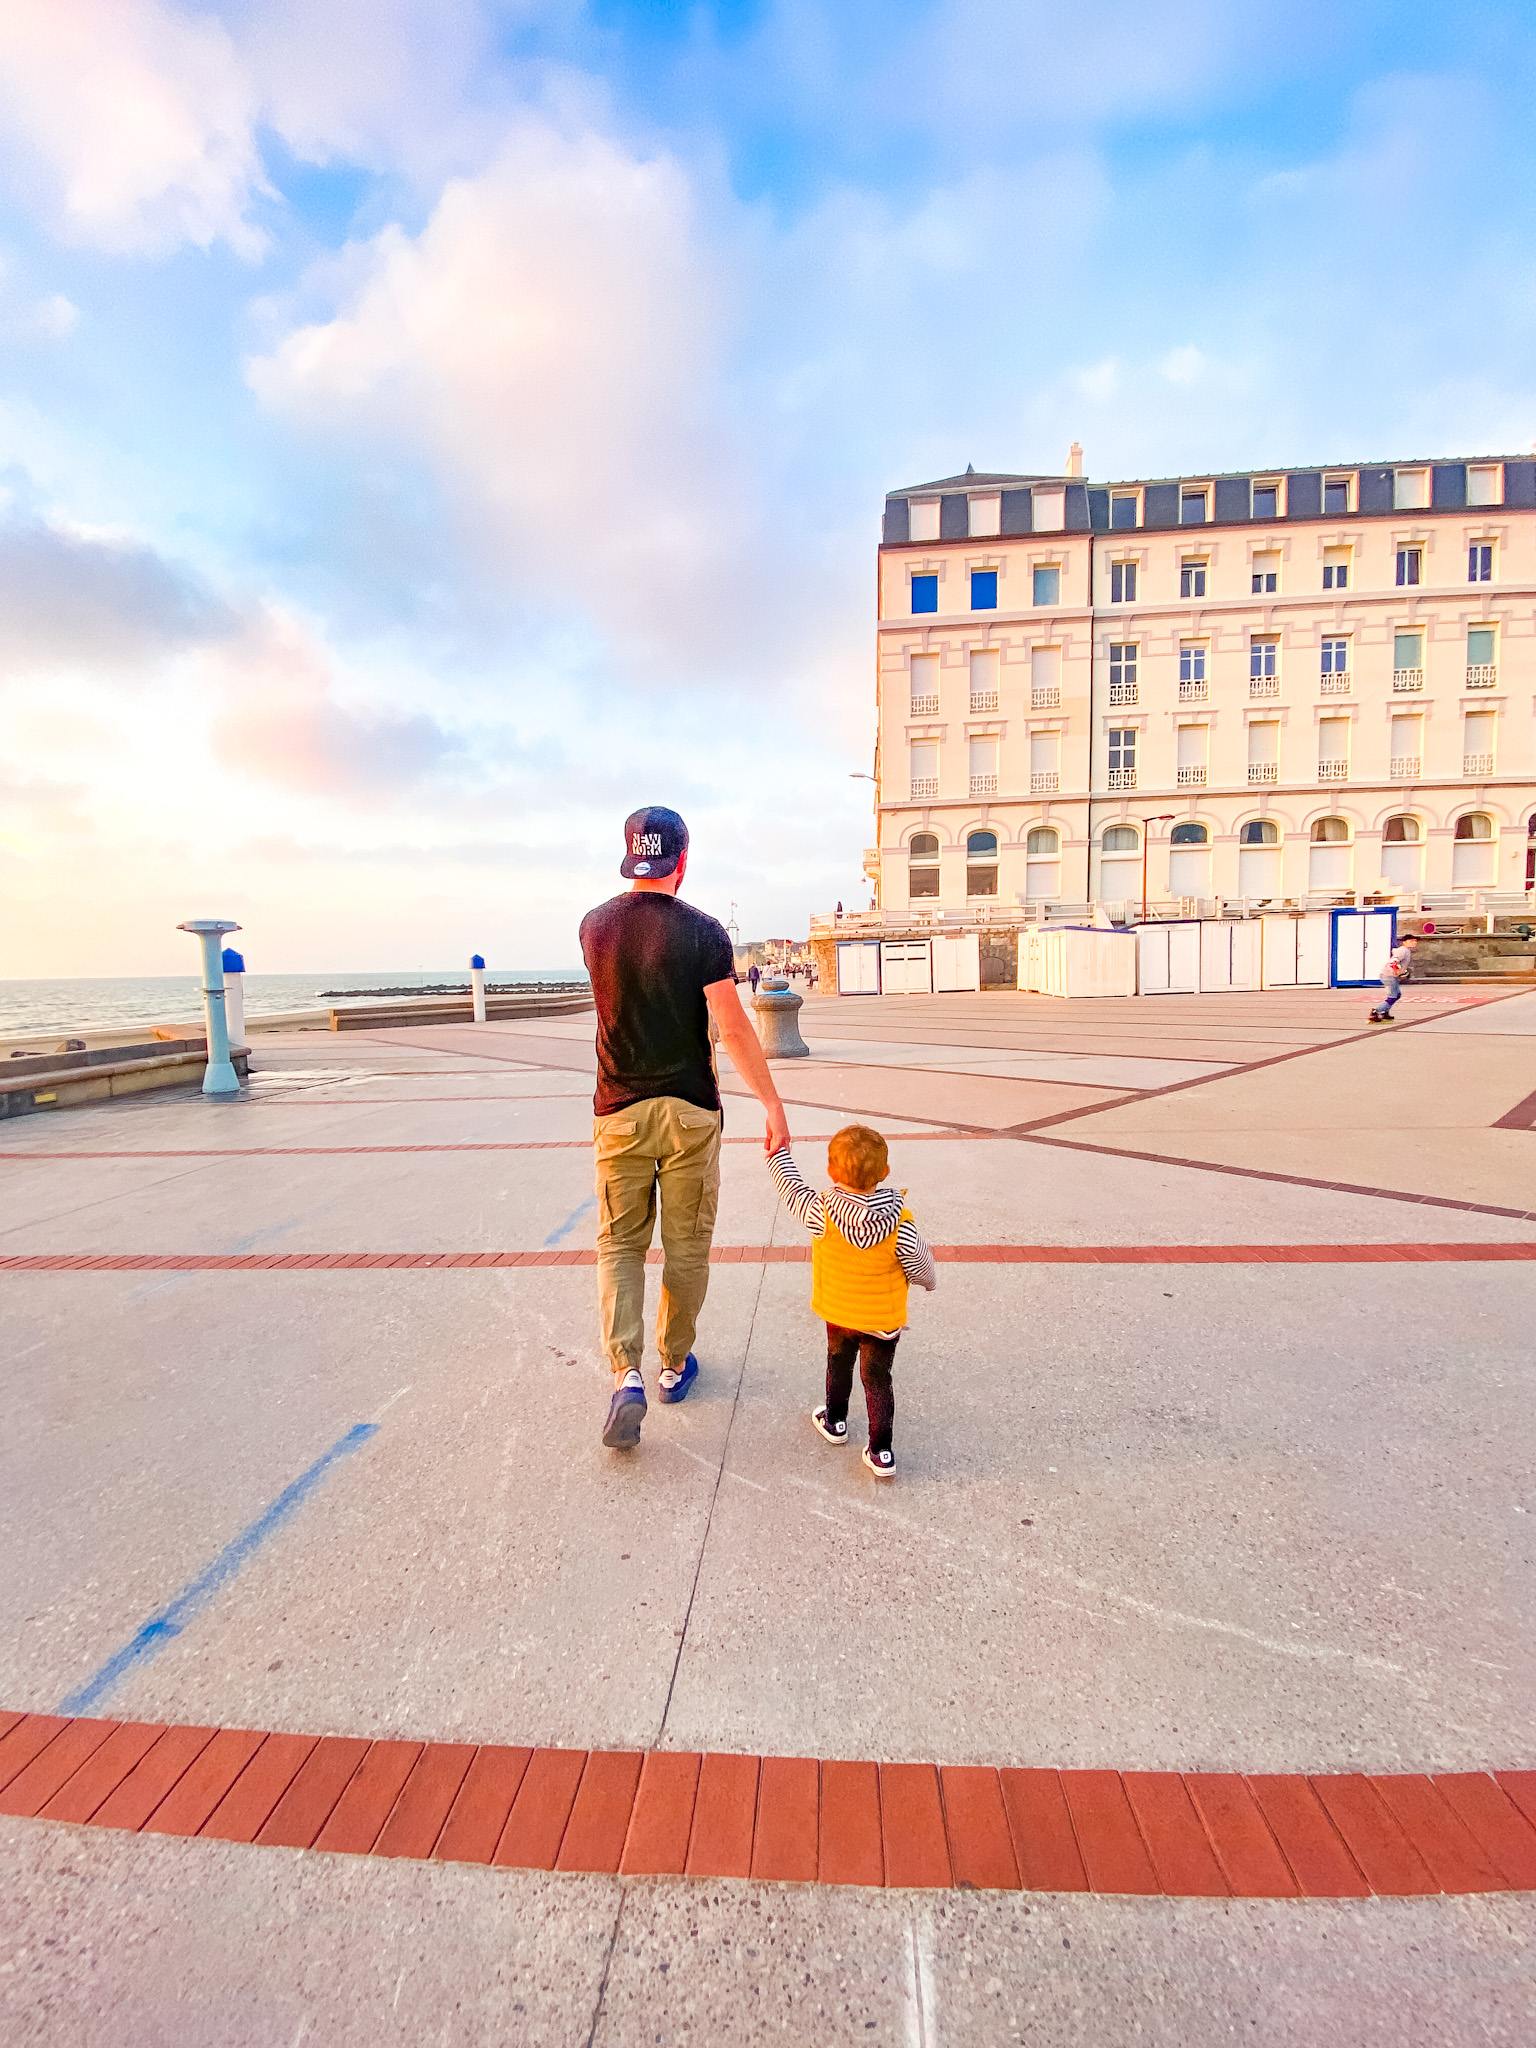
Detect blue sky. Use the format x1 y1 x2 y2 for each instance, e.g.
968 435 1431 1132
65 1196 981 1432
3 0 1536 973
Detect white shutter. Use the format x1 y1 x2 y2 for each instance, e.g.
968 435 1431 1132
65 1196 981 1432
909 651 939 702
968 737 997 779
908 499 939 542
968 493 1000 537
1176 724 1207 769
968 648 999 698
1030 731 1058 777
1031 646 1060 694
1247 721 1279 766
1318 718 1349 763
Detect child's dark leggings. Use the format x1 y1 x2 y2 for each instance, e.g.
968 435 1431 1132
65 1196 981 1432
825 1323 897 1455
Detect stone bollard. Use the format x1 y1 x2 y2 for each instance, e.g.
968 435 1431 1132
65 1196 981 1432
176 918 242 1097
751 975 809 1058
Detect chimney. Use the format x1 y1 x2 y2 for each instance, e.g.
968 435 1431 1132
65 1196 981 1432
1065 441 1084 478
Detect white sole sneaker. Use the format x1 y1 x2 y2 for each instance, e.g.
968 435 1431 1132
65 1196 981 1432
862 1447 896 1479
811 1406 849 1445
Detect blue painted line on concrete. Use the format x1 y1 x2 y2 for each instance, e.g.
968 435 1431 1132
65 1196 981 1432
58 1422 380 1716
543 1196 597 1247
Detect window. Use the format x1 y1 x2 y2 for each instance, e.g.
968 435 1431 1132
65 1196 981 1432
911 573 938 614
966 829 998 896
1467 626 1497 685
1394 469 1428 511
1453 810 1495 886
1321 636 1349 679
1463 710 1495 776
1180 559 1207 598
969 648 999 710
1251 553 1279 594
1110 560 1137 602
1318 718 1349 780
908 499 940 543
1026 826 1059 855
1250 636 1279 687
1467 465 1502 507
1109 642 1137 704
1309 815 1350 890
1102 824 1139 853
1031 644 1061 707
1383 816 1420 842
908 650 939 713
909 740 938 797
1381 813 1422 886
908 832 940 899
969 493 1000 538
1107 728 1137 787
1396 548 1421 587
1032 488 1065 532
1025 827 1060 902
1324 477 1351 516
1030 730 1060 794
1170 821 1208 845
1179 641 1207 699
1181 490 1207 524
1469 543 1493 582
1252 483 1278 519
1393 630 1424 684
1240 819 1279 845
1312 817 1349 841
1032 564 1060 606
1322 547 1350 590
1176 723 1207 786
971 569 998 610
1111 493 1138 529
1389 713 1422 777
968 736 998 798
1455 811 1492 839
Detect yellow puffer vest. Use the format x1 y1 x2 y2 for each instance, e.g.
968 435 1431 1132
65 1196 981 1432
810 1203 912 1333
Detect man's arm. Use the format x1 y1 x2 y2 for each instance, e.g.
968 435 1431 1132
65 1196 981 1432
705 977 791 1156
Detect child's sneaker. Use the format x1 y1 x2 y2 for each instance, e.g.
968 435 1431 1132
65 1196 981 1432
811 1406 848 1445
862 1446 896 1479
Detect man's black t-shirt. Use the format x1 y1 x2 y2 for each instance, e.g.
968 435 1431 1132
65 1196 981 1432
579 893 737 1116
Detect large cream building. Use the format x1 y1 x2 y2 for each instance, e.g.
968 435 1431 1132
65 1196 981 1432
867 452 1536 919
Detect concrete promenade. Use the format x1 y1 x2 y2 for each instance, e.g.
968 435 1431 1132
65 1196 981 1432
2 986 1534 2044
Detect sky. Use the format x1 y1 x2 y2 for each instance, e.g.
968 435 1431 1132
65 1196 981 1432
3 1 1536 975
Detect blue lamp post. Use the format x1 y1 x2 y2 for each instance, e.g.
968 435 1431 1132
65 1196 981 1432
176 919 242 1097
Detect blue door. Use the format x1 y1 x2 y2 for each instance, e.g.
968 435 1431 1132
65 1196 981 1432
1329 908 1397 987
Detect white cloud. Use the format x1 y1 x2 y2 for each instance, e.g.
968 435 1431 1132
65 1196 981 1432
0 0 267 255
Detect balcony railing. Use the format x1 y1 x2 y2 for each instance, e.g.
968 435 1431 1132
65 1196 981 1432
1389 755 1420 778
1030 771 1058 794
970 774 998 797
1107 681 1136 705
1176 765 1207 786
1466 665 1498 689
1319 672 1351 694
1107 767 1137 790
1031 686 1060 708
1248 762 1278 784
1393 668 1424 692
910 777 939 798
1318 759 1348 781
1178 680 1208 701
1464 753 1495 776
909 694 940 715
969 691 999 712
1249 676 1281 697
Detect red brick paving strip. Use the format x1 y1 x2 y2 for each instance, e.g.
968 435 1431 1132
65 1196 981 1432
5 1708 1534 1899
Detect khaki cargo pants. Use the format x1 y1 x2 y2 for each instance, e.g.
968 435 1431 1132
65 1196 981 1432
593 1095 722 1378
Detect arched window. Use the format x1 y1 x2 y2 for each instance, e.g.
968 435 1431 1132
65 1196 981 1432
1311 817 1351 842
1382 815 1420 843
1024 825 1061 902
1238 815 1281 895
1170 821 1208 845
1380 813 1423 887
1026 827 1059 856
1453 810 1495 886
1167 818 1211 894
907 831 940 900
1455 812 1492 840
967 830 998 857
1240 819 1278 845
966 829 998 898
1103 824 1139 852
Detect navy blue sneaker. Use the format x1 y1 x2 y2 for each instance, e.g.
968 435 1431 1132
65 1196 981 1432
602 1373 647 1449
658 1354 698 1404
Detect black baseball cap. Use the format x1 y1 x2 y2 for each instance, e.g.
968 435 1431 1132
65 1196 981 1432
620 805 689 879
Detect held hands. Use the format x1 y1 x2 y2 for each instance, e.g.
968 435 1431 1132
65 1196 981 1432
764 1105 792 1158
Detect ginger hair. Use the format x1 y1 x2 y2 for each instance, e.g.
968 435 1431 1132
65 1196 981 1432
827 1123 889 1192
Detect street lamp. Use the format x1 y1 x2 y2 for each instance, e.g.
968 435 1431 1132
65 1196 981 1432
1139 816 1176 923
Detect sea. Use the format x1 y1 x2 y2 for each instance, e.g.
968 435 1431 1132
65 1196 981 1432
0 970 588 1038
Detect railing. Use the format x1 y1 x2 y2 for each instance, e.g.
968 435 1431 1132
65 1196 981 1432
1176 765 1206 786
969 691 999 712
1389 756 1420 778
1464 753 1495 776
1466 665 1498 688
1393 669 1424 691
909 693 940 715
970 774 997 797
1031 687 1060 709
1249 676 1281 697
1319 673 1351 694
1318 759 1348 781
1107 681 1137 705
1178 680 1208 702
1247 762 1278 784
1030 771 1058 794
1107 767 1137 790
910 777 939 798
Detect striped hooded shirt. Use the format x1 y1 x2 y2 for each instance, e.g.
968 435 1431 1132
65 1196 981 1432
768 1147 938 1318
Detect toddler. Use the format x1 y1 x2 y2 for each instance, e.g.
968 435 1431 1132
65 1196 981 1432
768 1124 937 1477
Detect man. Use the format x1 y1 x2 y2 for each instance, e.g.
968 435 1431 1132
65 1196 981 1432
579 807 792 1450
1368 932 1419 1022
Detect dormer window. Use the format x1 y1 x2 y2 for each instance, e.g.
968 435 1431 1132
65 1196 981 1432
908 498 940 543
1181 489 1208 524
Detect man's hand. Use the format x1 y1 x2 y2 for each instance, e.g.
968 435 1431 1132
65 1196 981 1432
705 975 791 1160
764 1102 792 1159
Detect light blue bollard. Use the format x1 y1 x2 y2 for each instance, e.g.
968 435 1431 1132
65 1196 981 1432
176 919 242 1097
470 952 487 1024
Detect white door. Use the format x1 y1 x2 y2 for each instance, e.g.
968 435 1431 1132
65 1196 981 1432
1296 913 1330 985
1137 925 1171 993
836 941 881 994
1230 920 1262 989
1261 916 1298 987
1333 914 1366 983
1168 922 1200 991
880 941 932 995
932 933 980 992
1199 922 1234 991
1361 910 1394 981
